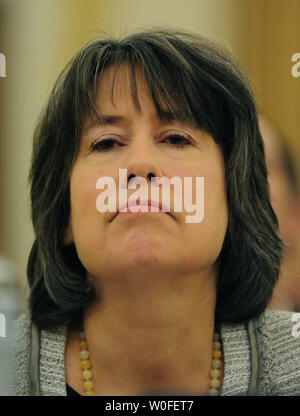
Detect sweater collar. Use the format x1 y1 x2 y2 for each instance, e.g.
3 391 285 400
39 320 251 396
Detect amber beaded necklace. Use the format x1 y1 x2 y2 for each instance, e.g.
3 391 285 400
79 330 223 396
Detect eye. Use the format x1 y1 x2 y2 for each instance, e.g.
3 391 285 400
91 138 119 152
164 134 192 148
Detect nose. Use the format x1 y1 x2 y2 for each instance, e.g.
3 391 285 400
124 140 163 187
128 172 156 185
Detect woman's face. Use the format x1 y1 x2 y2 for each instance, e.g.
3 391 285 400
65 66 228 291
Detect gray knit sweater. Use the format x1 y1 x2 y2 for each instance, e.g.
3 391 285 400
13 310 300 396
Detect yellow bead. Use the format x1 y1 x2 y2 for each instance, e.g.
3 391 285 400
212 349 222 359
210 378 220 389
213 341 221 350
80 341 87 350
210 369 220 379
85 390 95 396
82 369 92 380
80 349 90 360
212 358 221 369
83 380 94 391
80 359 91 370
208 388 218 396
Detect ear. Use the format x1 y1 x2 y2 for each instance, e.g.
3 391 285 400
64 216 74 245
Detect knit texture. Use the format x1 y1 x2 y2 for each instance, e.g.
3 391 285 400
13 310 300 396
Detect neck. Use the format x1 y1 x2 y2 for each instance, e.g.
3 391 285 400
73 270 221 395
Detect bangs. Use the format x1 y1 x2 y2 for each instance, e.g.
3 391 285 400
71 36 231 142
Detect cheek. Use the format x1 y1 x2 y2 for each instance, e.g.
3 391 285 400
71 176 97 214
69 168 105 239
205 182 228 238
181 186 228 269
168 154 228 224
181 157 228 261
205 162 228 237
68 167 108 269
199 174 228 233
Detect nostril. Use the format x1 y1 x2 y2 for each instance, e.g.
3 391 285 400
128 173 135 184
148 172 155 181
128 172 155 183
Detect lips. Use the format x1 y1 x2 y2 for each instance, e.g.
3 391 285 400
111 199 173 221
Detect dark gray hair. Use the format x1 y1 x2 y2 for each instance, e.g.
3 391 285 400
27 29 283 329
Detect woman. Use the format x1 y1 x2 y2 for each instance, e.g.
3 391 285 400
14 29 300 396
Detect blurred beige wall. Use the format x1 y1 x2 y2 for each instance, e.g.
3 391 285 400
239 0 300 181
0 0 103 287
0 0 299 289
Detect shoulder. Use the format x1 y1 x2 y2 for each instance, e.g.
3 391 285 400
13 312 69 396
255 310 300 395
13 312 32 395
